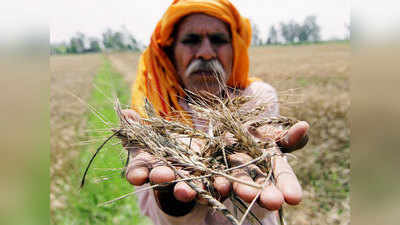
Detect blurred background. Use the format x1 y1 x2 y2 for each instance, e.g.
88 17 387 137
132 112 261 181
50 0 350 54
4 0 400 225
49 1 350 225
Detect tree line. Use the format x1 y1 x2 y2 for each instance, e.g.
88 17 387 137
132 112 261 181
52 15 349 54
251 15 348 46
51 27 142 55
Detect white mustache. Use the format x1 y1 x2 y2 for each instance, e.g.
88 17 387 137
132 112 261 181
184 59 226 79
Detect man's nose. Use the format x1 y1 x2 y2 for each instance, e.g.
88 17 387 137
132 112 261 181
195 38 216 60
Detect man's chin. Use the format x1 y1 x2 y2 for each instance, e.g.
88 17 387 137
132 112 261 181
187 84 224 98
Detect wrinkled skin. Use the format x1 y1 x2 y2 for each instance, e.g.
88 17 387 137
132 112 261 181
173 13 233 96
123 14 309 216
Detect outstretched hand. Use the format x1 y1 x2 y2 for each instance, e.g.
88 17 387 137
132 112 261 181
121 109 309 215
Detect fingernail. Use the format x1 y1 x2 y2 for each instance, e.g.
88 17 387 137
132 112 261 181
298 121 309 131
284 132 290 145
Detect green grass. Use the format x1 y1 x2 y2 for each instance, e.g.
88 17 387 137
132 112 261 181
53 59 151 225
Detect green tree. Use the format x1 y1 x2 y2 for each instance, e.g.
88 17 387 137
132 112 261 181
101 27 140 51
267 25 278 44
89 38 101 52
67 38 78 53
66 32 86 53
280 20 299 43
279 15 320 44
102 29 114 49
113 31 125 50
302 15 320 42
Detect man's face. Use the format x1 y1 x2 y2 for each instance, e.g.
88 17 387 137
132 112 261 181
173 13 233 96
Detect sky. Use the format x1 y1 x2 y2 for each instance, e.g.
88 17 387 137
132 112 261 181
50 0 350 44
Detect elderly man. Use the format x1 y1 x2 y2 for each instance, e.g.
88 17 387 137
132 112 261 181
122 0 309 224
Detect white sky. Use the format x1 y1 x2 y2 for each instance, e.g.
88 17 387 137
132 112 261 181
50 0 350 44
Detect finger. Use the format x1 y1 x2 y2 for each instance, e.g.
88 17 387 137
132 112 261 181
126 150 153 185
278 121 309 152
232 172 259 203
126 167 149 186
213 176 231 198
257 180 284 210
273 156 302 205
174 182 197 203
229 153 264 180
229 153 259 203
149 166 175 184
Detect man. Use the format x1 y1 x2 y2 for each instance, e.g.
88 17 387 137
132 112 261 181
122 0 309 224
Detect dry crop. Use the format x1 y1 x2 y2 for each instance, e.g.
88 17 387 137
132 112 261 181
82 93 300 225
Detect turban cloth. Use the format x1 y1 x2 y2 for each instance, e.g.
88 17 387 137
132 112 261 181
131 0 256 123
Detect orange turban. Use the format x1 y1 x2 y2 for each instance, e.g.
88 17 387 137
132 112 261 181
131 0 255 122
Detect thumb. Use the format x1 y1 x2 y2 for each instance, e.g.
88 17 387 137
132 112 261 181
278 121 309 152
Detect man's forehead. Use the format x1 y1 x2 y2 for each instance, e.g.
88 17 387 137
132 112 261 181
175 13 231 36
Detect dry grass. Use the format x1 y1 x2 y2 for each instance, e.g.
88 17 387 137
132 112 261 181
50 54 103 216
107 42 350 225
249 44 349 81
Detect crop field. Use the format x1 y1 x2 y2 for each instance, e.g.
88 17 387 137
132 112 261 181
50 53 102 215
249 44 350 225
50 42 350 225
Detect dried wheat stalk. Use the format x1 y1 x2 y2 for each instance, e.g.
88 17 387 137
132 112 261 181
108 93 298 225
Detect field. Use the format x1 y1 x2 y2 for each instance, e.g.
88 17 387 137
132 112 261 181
50 54 102 213
249 44 350 224
50 42 350 225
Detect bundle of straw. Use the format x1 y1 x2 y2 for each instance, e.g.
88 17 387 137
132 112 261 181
111 93 298 225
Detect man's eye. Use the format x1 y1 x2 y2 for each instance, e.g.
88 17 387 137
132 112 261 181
181 37 201 45
210 36 229 44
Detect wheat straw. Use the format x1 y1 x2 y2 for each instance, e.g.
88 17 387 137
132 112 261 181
104 93 298 225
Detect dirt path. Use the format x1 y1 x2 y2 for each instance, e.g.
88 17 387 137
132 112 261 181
50 54 103 212
106 52 141 86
